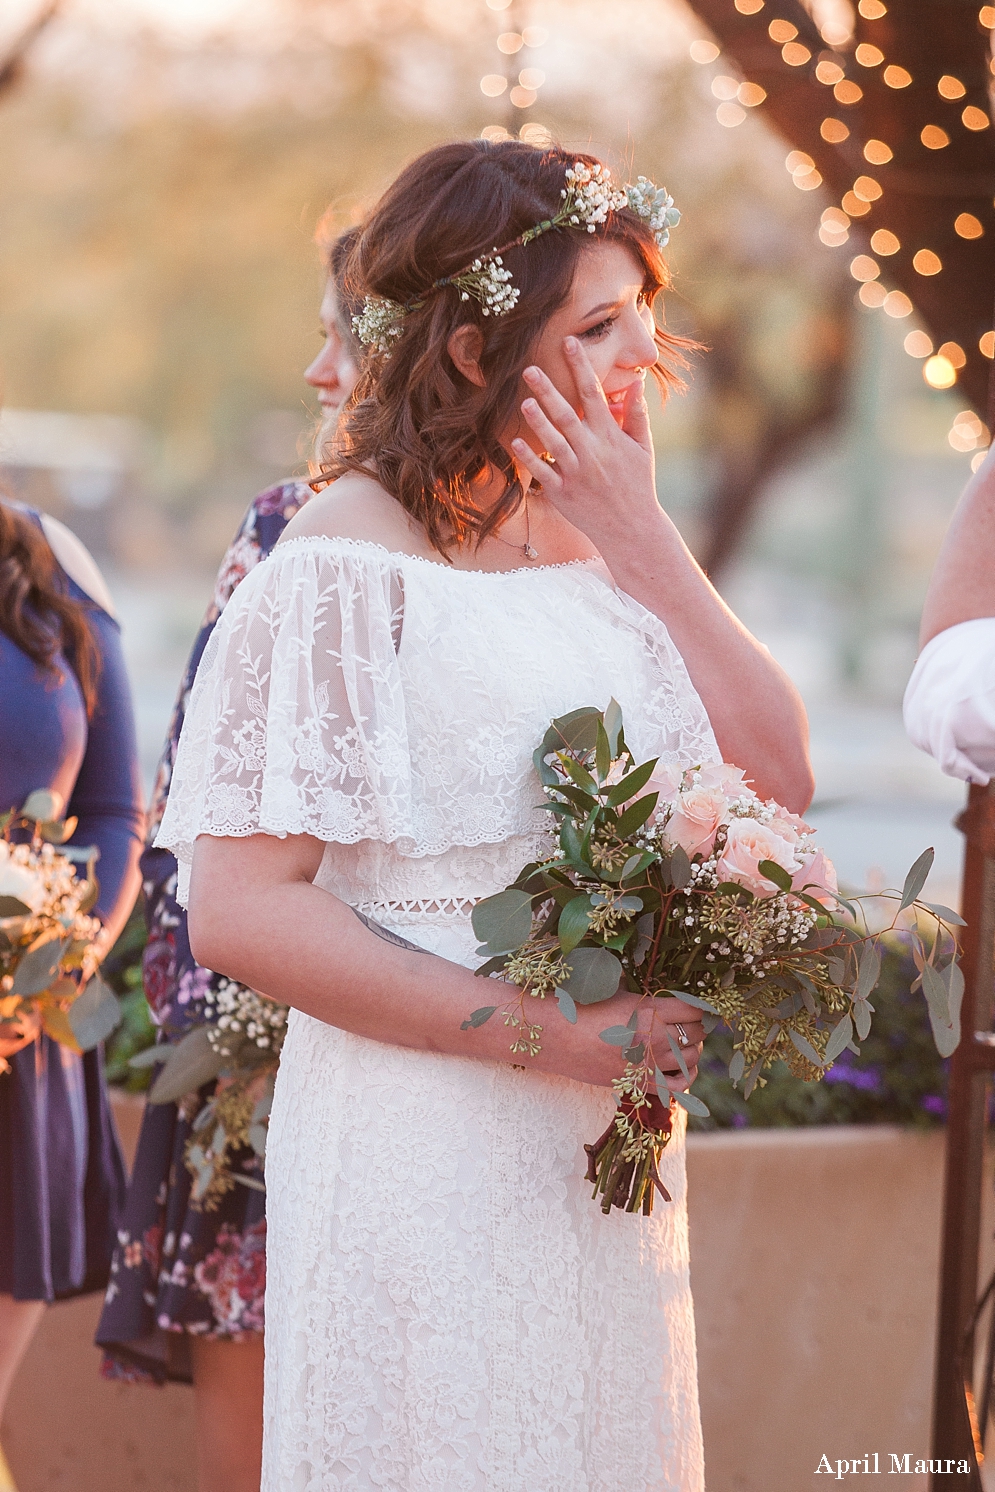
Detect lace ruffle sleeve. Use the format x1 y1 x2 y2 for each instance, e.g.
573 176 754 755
156 537 408 906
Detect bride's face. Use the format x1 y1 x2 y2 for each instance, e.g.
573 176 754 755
523 241 660 436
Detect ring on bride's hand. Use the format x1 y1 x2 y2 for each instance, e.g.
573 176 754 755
674 1024 689 1047
540 451 557 466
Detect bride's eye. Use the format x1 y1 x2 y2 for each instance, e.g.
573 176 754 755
580 313 619 342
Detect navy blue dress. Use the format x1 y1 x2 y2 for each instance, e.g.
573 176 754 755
0 508 144 1300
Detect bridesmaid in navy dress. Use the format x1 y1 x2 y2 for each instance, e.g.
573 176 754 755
0 501 144 1475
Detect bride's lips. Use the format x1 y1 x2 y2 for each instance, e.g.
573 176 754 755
604 381 641 426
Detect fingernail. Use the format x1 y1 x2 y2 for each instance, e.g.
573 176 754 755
565 336 578 353
523 366 540 382
522 398 538 411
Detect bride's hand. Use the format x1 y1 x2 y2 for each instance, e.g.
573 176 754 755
539 988 705 1093
510 338 663 548
0 1009 42 1061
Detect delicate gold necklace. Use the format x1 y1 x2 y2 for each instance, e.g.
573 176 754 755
493 496 538 561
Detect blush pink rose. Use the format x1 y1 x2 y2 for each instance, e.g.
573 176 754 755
790 847 839 907
665 785 729 858
716 818 802 897
696 762 750 797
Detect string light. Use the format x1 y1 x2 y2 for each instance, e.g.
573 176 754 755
940 340 967 368
949 410 989 451
481 74 507 96
734 0 765 12
905 330 933 358
955 213 984 238
520 121 552 146
853 174 883 201
782 42 812 65
738 82 767 106
972 451 990 472
842 190 872 215
882 290 912 317
518 67 545 89
855 43 885 67
768 19 797 41
858 0 887 15
870 228 900 254
481 124 511 141
497 32 524 53
816 60 845 85
712 75 741 99
850 254 880 281
785 150 821 188
921 125 951 149
819 207 851 245
924 355 957 388
820 20 852 47
864 139 893 164
835 80 864 104
821 117 850 142
883 65 912 88
938 75 967 99
962 106 991 131
717 101 747 126
981 331 995 358
981 5 995 23
689 40 720 63
859 281 888 306
510 85 536 107
521 27 547 46
485 0 512 8
913 249 943 275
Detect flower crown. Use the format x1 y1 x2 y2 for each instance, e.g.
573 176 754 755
352 162 681 355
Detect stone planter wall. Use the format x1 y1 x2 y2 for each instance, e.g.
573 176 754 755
3 1102 987 1491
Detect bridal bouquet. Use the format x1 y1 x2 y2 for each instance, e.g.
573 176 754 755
0 790 121 1068
463 704 964 1216
131 975 287 1210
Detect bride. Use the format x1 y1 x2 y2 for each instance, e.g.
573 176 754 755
158 139 812 1490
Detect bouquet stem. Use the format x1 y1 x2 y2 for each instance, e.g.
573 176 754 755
584 1093 673 1216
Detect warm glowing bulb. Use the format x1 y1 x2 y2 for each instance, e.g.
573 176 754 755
518 67 545 89
939 341 967 368
716 102 747 127
850 254 880 281
822 208 851 228
734 0 765 12
859 281 888 307
870 229 900 254
904 331 933 358
924 355 956 388
972 451 990 472
842 191 871 216
786 150 815 172
835 80 864 104
913 249 942 275
882 291 913 317
821 117 850 142
480 74 508 96
521 27 548 46
955 213 984 238
855 43 884 66
921 125 950 149
519 121 552 145
497 32 524 53
963 106 991 131
883 65 912 88
819 223 849 245
816 60 845 84
481 124 511 142
858 0 887 15
981 331 995 358
853 175 883 201
981 4 995 23
712 75 741 100
738 81 767 106
782 42 812 64
864 139 893 164
509 85 536 108
938 75 966 99
768 18 798 40
690 40 720 63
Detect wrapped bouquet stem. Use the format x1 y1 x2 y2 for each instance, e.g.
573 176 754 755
463 704 964 1216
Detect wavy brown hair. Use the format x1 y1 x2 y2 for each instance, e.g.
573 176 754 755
320 139 690 555
0 502 100 716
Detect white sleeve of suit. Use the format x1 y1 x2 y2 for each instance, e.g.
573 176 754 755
903 617 995 784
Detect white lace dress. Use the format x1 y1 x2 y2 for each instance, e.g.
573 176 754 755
157 535 718 1492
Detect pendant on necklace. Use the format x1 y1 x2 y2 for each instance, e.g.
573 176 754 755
524 543 539 561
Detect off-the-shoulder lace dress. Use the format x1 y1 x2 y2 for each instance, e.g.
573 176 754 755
157 535 718 1492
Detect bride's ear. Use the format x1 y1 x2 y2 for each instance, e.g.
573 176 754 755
447 324 486 387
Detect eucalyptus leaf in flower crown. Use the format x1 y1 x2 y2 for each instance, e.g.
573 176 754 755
462 703 964 1216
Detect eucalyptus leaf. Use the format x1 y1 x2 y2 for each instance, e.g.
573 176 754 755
470 889 533 954
606 757 659 807
624 1041 646 1062
922 902 967 927
758 858 792 894
670 845 692 891
12 936 68 996
556 989 578 1024
823 1014 854 1065
945 959 966 1023
661 989 720 1016
460 1005 498 1030
701 1012 721 1034
557 752 598 794
671 1088 711 1118
599 1024 635 1046
728 1049 746 1084
666 1029 691 1084
615 793 659 839
853 1000 872 1041
900 847 934 911
128 1045 170 1069
21 789 63 823
920 962 950 1026
67 975 122 1050
0 896 32 918
595 722 611 783
544 707 602 761
561 947 621 1004
788 1028 824 1067
557 895 595 956
855 943 882 1003
148 1026 226 1104
743 1056 765 1100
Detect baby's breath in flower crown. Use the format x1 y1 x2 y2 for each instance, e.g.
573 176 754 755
352 158 681 354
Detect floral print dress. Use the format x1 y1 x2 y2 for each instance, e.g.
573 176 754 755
96 480 310 1383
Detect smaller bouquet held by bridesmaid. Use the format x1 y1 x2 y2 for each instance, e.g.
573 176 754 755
0 789 121 1067
463 705 963 1216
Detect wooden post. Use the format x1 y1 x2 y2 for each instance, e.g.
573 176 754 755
931 783 995 1488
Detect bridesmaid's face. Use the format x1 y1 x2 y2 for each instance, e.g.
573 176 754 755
305 280 361 437
525 242 660 435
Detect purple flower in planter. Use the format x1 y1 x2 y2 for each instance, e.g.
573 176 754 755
824 1059 882 1092
921 1094 947 1117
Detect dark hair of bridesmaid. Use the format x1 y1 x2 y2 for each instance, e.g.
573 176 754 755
0 499 100 715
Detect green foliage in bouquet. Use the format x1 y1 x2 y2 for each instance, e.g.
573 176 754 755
464 704 964 1216
0 789 122 1065
102 904 157 1093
